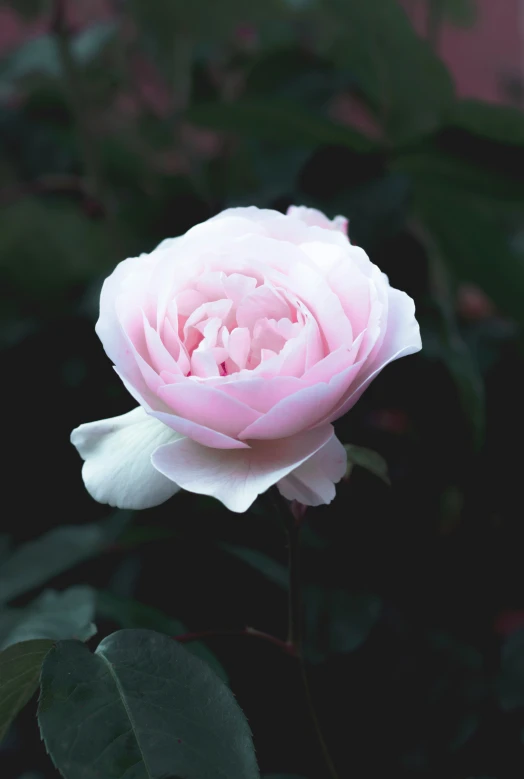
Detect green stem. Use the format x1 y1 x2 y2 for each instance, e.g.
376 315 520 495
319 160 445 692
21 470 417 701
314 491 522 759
284 500 341 779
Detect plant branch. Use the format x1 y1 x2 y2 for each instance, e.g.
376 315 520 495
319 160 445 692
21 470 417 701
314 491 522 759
283 496 341 779
173 627 296 656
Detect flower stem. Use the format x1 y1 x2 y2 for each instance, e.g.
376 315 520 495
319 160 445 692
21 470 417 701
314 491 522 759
174 627 296 656
283 497 341 779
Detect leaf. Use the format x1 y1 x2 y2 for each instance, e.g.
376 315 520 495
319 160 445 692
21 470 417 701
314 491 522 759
451 100 524 146
0 199 114 305
0 23 117 96
419 230 486 448
96 591 229 683
397 151 524 326
72 22 118 65
38 630 259 779
187 100 374 152
0 587 97 651
344 445 391 485
220 544 289 589
221 546 380 660
303 589 382 663
0 639 53 743
0 513 130 606
321 0 454 143
395 147 524 202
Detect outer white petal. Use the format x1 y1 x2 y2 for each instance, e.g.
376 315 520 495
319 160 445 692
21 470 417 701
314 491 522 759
71 406 181 509
151 424 334 513
277 434 347 506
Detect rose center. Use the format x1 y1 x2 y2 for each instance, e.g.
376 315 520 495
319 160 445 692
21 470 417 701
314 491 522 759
162 271 303 378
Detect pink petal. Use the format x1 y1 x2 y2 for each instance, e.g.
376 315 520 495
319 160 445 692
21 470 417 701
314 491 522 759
157 380 262 438
326 286 422 423
151 424 335 512
115 369 249 449
96 255 152 372
287 205 348 235
228 327 251 370
286 262 353 351
176 288 208 317
238 360 363 440
151 410 251 449
216 375 303 412
236 285 291 331
277 433 347 505
190 350 220 378
142 310 180 375
224 273 258 303
162 318 190 374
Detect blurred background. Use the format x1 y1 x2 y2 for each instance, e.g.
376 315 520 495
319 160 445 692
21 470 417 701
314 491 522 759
2 0 524 777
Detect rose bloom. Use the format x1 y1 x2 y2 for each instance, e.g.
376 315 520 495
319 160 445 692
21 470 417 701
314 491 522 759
71 206 421 512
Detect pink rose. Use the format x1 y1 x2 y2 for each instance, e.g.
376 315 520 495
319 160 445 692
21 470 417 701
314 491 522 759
71 205 421 512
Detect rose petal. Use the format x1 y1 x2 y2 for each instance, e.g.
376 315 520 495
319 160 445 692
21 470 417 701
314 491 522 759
326 286 422 422
151 424 335 512
286 261 353 351
227 326 251 370
277 433 347 505
70 406 180 509
115 368 250 449
287 205 348 235
215 375 303 412
157 381 262 438
238 360 363 440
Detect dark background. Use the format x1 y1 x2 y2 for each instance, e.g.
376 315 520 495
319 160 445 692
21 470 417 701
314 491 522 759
2 0 524 777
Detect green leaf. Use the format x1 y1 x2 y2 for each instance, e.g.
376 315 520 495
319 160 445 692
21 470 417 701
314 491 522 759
221 546 380 660
0 23 117 96
321 0 454 143
0 199 114 305
220 544 289 589
72 22 117 65
96 591 229 683
38 631 259 779
420 232 486 448
397 151 524 325
304 589 382 663
451 100 524 145
395 147 524 202
0 514 130 606
0 588 96 651
344 445 391 485
187 100 375 152
0 639 53 743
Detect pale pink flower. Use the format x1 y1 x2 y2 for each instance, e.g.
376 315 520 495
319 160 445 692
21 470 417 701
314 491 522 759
71 206 421 512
